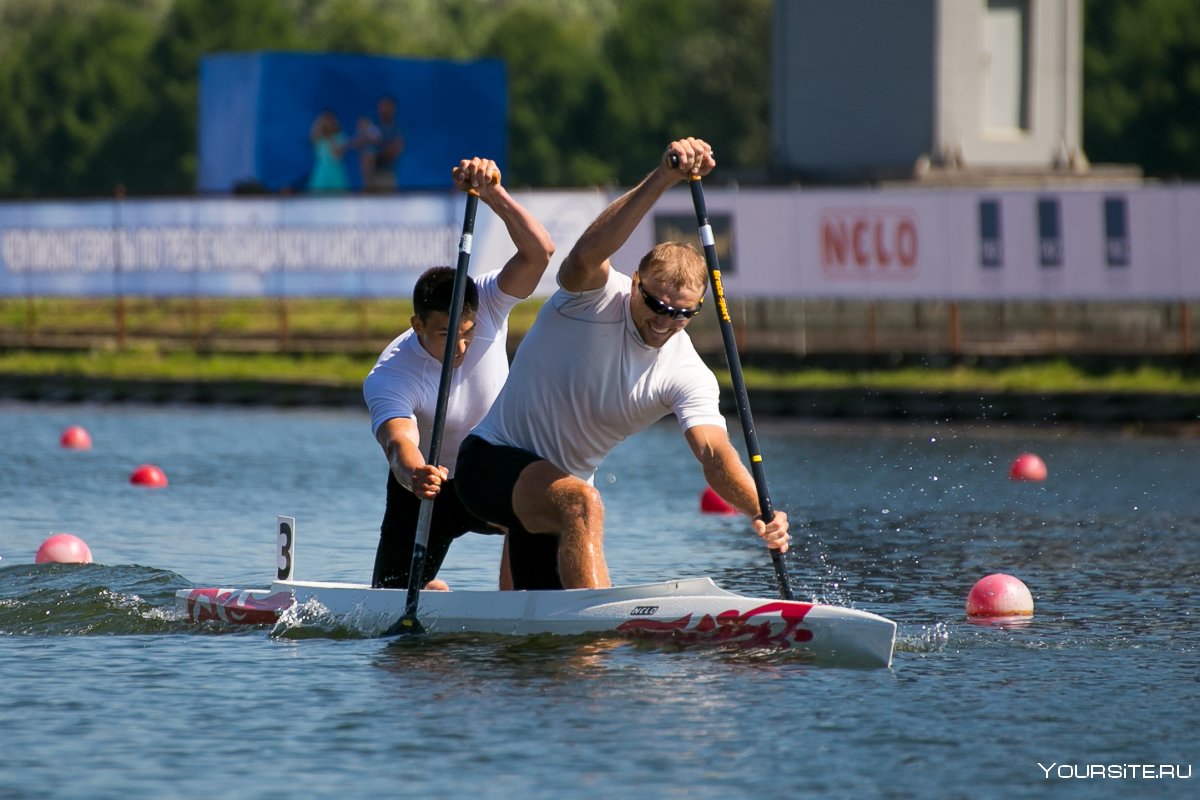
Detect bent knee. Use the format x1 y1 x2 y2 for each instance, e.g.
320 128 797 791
573 482 603 512
514 469 603 533
548 480 603 528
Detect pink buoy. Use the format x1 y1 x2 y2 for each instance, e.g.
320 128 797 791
35 533 93 564
700 486 737 515
1008 452 1047 482
60 425 93 450
966 573 1034 618
130 464 169 487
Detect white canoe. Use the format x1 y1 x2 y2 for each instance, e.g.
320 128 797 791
175 516 897 668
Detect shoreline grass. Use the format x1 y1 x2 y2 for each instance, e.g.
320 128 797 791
4 297 1197 395
1 350 1197 395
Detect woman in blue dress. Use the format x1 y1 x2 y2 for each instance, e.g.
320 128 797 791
307 110 351 193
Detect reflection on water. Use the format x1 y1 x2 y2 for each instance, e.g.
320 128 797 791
375 634 630 685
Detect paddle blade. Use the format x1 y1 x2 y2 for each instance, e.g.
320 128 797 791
383 613 425 638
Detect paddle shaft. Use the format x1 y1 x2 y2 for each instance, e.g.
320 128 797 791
679 171 796 601
385 188 482 636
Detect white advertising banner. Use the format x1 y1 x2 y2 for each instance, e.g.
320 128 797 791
2 184 1196 299
622 184 1199 301
1178 189 1200 297
471 188 611 297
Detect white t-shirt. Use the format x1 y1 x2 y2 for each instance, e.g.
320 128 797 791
471 268 725 481
363 270 521 477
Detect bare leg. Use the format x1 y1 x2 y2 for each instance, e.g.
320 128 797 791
512 461 611 589
499 533 513 591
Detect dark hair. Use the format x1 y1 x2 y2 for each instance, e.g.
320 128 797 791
413 266 478 320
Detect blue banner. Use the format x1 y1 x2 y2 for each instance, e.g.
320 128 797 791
198 53 507 194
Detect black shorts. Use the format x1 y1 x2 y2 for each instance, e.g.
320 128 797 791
456 434 563 590
372 471 501 589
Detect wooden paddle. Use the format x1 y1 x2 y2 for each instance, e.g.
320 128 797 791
383 167 498 637
672 154 797 601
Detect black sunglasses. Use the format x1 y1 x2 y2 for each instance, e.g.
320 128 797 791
637 280 703 320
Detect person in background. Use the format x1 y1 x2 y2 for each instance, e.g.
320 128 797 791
359 96 405 193
354 114 380 187
363 157 554 590
455 137 790 591
306 110 351 193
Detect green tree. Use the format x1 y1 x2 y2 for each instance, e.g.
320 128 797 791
308 0 488 58
471 0 771 187
1084 0 1200 177
4 0 1200 196
127 0 306 193
600 0 771 184
480 2 619 186
0 0 776 194
0 1 156 196
295 0 407 55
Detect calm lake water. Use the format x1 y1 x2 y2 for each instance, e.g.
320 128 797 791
1 401 1197 799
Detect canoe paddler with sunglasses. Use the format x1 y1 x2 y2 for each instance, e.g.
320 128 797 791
456 137 790 590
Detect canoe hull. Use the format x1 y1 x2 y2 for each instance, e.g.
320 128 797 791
177 576 896 668
176 587 294 625
174 517 897 667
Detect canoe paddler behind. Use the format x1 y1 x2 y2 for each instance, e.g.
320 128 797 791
455 138 790 590
363 157 555 591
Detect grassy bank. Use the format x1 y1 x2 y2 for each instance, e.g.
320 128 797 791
0 297 543 342
2 348 1198 395
738 362 1200 393
3 298 1199 395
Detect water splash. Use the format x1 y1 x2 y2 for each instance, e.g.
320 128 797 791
896 621 951 654
271 596 369 640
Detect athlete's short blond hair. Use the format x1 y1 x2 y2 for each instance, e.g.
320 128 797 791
637 242 707 293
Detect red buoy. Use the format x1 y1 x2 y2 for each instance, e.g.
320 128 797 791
700 486 737 515
1009 452 1047 482
966 573 1034 618
59 425 93 450
35 533 94 564
130 464 169 487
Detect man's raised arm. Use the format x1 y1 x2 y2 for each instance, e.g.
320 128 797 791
452 158 555 299
558 137 715 293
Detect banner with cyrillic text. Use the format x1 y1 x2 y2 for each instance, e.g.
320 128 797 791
2 185 1196 299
